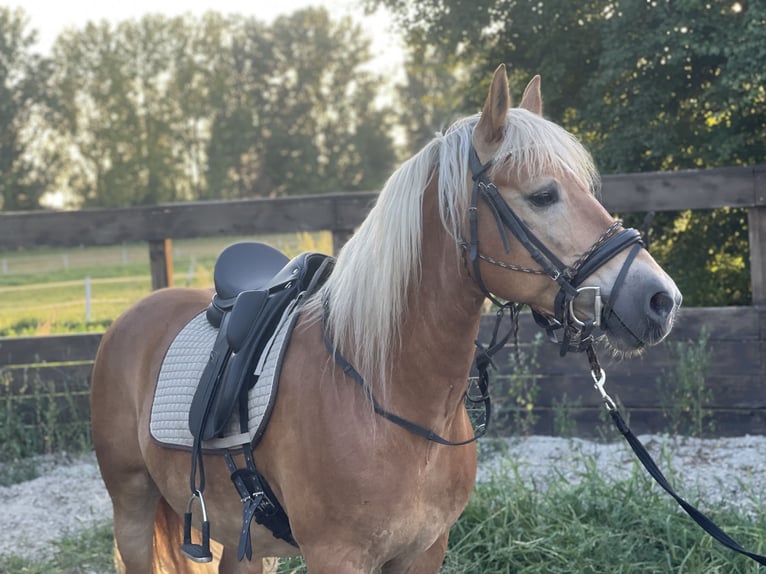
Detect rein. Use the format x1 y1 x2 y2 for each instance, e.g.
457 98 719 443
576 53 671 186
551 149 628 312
323 144 645 447
321 298 515 446
587 346 766 567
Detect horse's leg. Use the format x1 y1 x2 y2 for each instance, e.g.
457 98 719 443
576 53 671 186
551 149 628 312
108 469 161 573
383 532 449 574
92 351 161 572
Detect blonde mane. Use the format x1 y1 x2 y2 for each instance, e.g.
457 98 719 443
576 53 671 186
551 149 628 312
304 108 599 391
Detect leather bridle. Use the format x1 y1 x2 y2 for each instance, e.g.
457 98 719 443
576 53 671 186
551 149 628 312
325 145 648 447
462 146 645 356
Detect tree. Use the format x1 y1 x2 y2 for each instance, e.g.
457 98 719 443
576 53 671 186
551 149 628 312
0 7 52 211
51 16 196 207
48 8 397 205
200 8 397 199
370 0 764 305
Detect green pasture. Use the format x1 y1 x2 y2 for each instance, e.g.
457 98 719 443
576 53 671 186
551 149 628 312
0 232 333 337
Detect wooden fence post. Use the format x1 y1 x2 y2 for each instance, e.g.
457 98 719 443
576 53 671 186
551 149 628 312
148 238 174 290
750 167 766 306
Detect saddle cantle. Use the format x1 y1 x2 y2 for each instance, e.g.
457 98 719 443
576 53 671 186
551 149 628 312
189 241 333 442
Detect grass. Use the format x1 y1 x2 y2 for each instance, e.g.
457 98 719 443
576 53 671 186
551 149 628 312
442 459 766 573
0 232 333 336
0 521 114 574
2 448 764 573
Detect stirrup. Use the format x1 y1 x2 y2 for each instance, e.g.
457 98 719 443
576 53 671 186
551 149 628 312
181 490 213 563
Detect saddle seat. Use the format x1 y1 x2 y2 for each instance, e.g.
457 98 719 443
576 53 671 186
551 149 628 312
190 242 333 443
206 242 288 327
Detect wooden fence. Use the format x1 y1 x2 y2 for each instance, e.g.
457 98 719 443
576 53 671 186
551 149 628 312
1 165 765 439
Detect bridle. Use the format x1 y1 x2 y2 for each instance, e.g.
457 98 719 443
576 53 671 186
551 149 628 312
462 146 645 356
325 144 647 447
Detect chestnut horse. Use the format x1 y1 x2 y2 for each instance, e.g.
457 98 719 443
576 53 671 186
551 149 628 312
91 65 681 573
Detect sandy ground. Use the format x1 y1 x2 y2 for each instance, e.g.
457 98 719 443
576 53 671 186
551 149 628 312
3 435 765 561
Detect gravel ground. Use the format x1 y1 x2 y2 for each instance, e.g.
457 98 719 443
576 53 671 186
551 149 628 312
3 435 765 561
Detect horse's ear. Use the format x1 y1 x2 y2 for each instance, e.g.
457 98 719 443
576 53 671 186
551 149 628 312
519 75 543 116
473 64 511 163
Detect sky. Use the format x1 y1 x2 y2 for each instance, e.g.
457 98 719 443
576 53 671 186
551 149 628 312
12 0 404 72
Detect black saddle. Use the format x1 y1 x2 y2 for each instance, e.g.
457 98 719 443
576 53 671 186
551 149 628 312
189 242 333 442
183 242 332 562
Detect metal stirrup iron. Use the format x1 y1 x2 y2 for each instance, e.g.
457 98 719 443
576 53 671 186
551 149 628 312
181 490 213 563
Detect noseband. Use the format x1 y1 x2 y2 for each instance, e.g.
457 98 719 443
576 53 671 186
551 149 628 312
463 146 645 356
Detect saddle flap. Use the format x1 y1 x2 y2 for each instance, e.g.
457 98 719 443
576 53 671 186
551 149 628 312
191 248 336 443
226 290 268 352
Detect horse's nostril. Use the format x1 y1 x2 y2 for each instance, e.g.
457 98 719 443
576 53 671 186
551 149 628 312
649 291 675 321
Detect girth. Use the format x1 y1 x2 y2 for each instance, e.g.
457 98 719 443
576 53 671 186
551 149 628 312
465 146 644 355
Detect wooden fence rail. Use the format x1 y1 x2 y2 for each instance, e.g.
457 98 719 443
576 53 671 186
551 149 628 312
1 164 765 439
0 308 763 437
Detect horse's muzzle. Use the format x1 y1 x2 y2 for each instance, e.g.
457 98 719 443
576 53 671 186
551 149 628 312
601 274 682 352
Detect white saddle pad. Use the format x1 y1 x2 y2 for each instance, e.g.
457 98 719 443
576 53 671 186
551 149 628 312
150 301 299 452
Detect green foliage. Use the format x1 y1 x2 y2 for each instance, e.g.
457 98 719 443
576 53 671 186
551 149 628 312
443 457 766 573
43 8 396 207
0 521 114 574
0 369 92 457
628 208 751 306
657 329 714 437
0 371 38 459
551 393 581 439
372 0 763 307
0 7 54 211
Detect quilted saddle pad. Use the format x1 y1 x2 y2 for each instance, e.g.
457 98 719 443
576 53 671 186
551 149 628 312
150 301 299 452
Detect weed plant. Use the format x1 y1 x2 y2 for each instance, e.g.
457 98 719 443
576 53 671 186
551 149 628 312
551 392 581 438
0 369 92 484
657 329 713 437
498 334 542 437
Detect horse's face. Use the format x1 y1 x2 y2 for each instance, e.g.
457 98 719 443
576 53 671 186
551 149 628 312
470 65 681 354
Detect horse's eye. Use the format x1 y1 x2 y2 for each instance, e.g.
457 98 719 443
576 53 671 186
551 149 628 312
528 184 560 208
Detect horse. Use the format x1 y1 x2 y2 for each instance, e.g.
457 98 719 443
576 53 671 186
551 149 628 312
90 64 681 574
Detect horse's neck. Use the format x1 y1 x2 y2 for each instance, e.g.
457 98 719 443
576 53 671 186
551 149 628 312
387 186 485 423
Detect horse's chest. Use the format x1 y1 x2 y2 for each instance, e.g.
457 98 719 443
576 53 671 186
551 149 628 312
379 452 475 548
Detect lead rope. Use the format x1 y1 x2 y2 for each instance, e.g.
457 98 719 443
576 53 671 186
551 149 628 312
586 345 766 566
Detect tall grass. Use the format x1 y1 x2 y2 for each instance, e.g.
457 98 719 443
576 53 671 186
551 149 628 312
442 457 765 573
